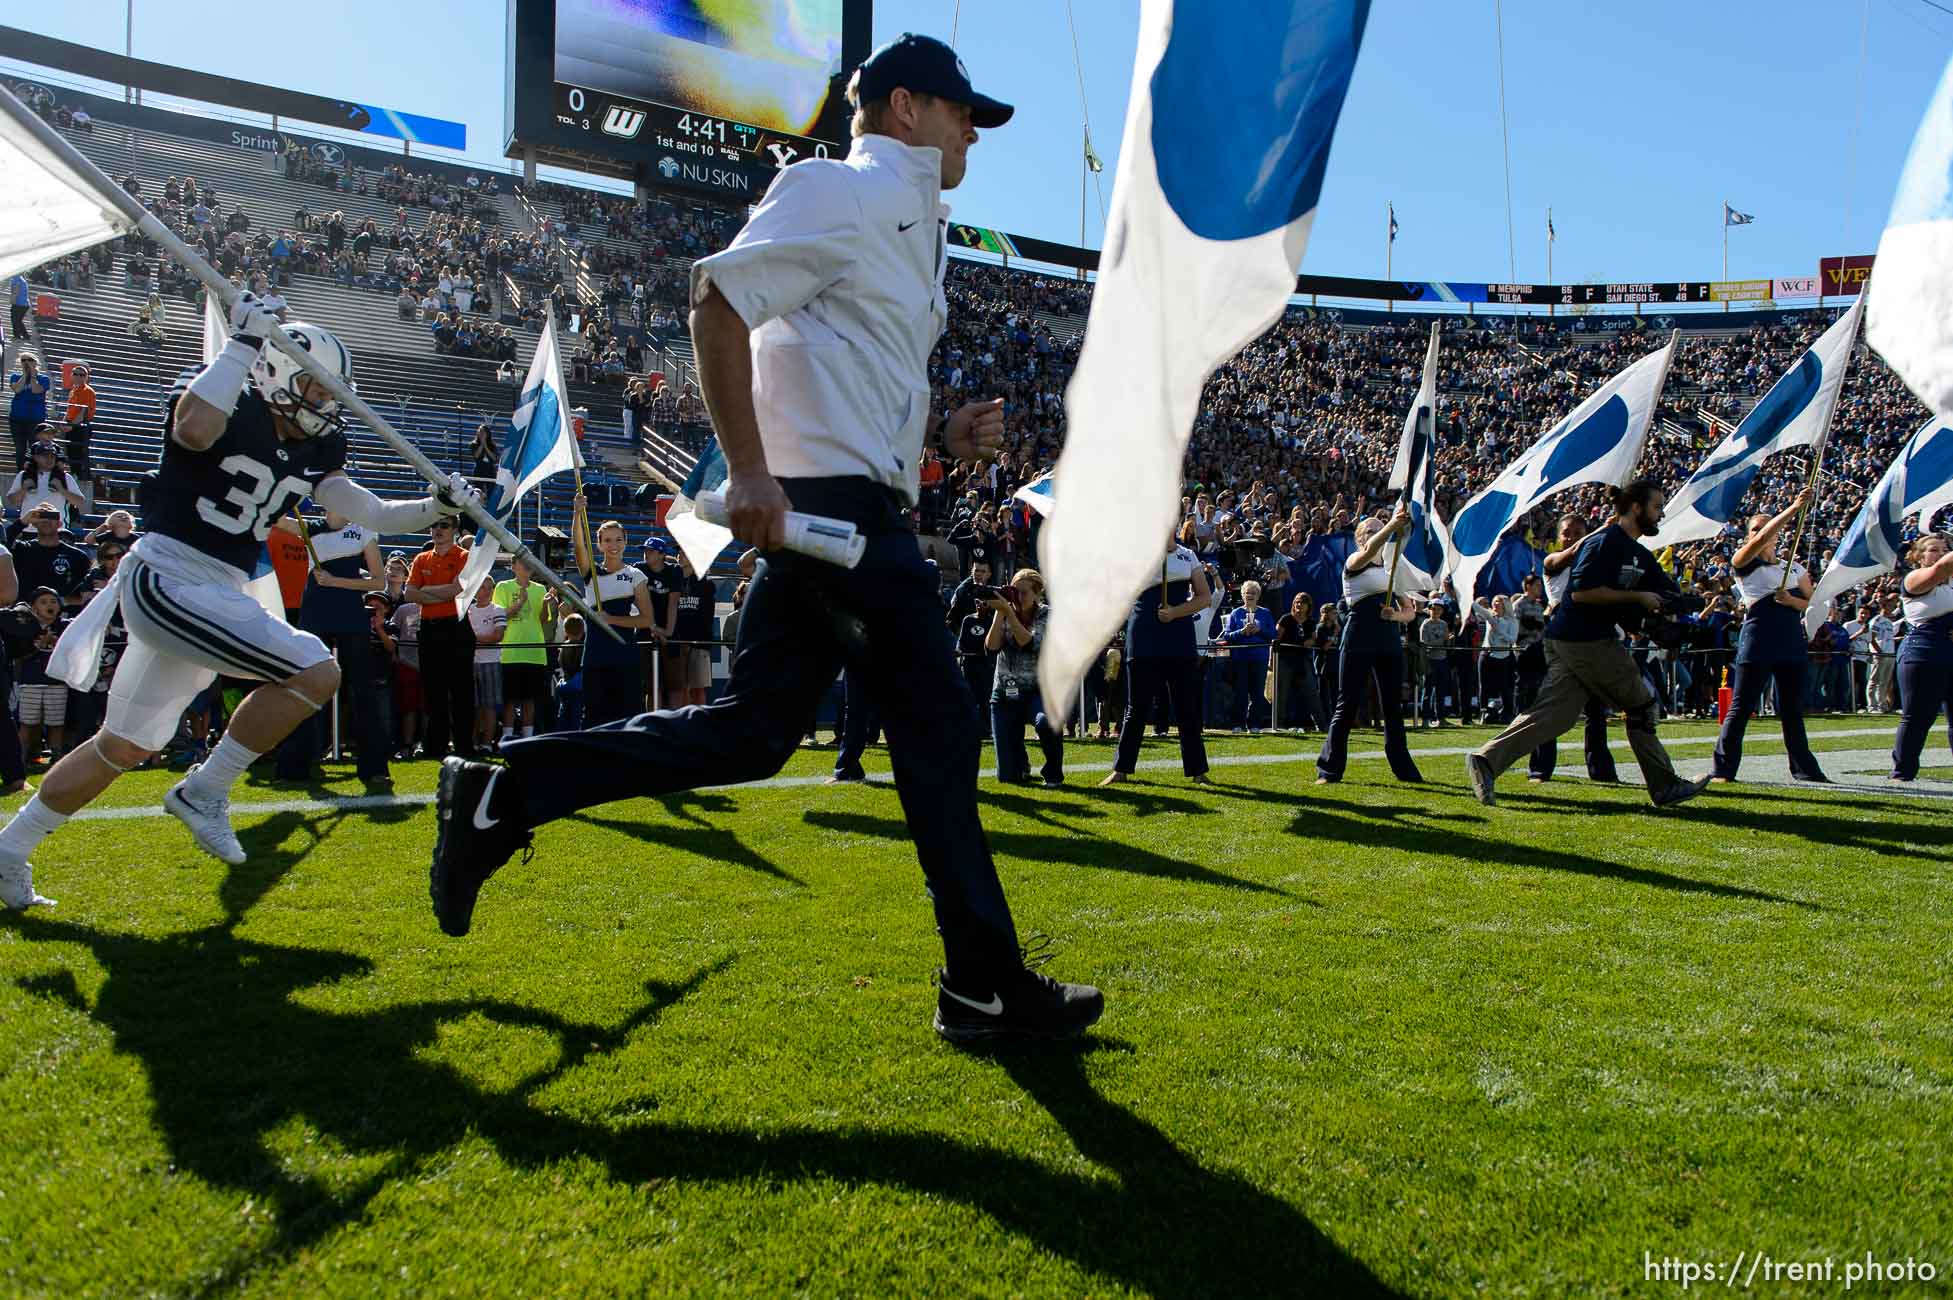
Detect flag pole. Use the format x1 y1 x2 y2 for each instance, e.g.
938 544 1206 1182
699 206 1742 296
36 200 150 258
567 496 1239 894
1384 201 1393 315
1777 294 1863 591
1546 207 1554 318
0 84 617 640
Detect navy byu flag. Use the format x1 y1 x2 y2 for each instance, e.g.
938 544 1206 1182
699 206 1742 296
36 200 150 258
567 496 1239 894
1867 54 1953 418
1385 323 1449 592
1039 0 1370 716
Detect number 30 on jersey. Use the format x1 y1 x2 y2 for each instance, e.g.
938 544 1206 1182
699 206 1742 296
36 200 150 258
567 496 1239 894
195 454 318 540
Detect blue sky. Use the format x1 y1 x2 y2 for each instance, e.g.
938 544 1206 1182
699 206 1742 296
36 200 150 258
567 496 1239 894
14 1 1951 285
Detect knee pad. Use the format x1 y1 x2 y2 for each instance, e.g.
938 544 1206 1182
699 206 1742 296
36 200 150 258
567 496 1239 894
1625 702 1659 735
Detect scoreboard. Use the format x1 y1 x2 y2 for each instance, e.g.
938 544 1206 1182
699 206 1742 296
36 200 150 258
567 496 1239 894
506 0 873 199
1480 282 1714 306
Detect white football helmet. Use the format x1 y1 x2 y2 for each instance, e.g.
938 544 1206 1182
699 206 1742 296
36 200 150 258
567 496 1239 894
255 321 355 438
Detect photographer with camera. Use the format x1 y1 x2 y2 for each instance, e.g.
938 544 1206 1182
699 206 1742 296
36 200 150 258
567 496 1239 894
1708 488 1829 784
1316 506 1422 785
1468 481 1711 808
1102 531 1213 787
984 569 1063 785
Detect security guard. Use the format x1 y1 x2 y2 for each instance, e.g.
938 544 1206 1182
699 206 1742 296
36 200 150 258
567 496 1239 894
430 34 1102 1044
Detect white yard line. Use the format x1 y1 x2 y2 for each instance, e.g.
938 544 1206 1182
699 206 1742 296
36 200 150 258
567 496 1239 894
58 725 1931 823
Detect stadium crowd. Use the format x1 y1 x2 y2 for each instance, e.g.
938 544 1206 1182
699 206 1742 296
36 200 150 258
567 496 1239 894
0 95 1944 783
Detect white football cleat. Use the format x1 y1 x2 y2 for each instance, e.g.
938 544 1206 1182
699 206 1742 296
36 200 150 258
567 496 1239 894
0 848 54 910
165 769 247 866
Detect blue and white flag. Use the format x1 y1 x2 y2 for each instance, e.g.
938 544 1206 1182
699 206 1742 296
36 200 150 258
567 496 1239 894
1648 296 1864 549
1803 417 1953 635
1447 333 1677 606
1867 55 1953 418
1724 202 1755 227
666 435 734 575
1013 469 1055 518
1385 322 1449 593
1038 0 1370 714
457 315 580 599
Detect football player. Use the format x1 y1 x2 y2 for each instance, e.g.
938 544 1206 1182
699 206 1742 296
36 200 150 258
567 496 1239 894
0 293 474 908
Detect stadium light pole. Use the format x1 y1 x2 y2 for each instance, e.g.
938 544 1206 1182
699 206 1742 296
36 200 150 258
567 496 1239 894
124 0 139 107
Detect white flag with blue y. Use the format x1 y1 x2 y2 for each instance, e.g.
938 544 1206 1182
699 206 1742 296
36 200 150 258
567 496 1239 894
1013 469 1056 518
1038 0 1370 714
456 315 581 600
1446 333 1677 607
1385 322 1449 593
1648 296 1863 549
1867 55 1953 418
666 435 735 575
1803 417 1953 635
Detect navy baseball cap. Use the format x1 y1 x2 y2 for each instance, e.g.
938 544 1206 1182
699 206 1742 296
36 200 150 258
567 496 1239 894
643 536 670 555
854 34 1013 128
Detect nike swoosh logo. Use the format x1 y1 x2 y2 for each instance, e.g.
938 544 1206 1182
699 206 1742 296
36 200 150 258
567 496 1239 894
472 768 503 830
941 986 1003 1016
302 468 326 478
897 219 919 232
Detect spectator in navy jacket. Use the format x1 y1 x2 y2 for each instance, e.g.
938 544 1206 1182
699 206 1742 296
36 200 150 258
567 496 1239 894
1218 580 1276 733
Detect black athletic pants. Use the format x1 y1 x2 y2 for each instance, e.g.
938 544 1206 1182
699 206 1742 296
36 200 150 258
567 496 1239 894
1111 656 1208 777
1712 659 1824 780
418 615 476 758
1316 646 1420 782
501 477 1023 985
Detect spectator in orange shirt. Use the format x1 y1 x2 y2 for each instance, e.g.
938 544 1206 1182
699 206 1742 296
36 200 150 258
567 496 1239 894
404 516 477 757
266 521 311 620
62 363 96 482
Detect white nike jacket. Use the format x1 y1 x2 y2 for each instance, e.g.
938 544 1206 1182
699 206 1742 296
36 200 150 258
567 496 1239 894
691 133 950 506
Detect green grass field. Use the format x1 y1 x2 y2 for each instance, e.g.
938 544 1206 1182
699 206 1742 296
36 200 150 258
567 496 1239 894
2 717 1950 1297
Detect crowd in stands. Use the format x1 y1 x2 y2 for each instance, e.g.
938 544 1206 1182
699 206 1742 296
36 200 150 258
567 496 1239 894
2 91 1946 775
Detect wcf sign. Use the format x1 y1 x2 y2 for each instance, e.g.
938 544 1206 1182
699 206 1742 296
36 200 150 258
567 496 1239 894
1818 254 1874 296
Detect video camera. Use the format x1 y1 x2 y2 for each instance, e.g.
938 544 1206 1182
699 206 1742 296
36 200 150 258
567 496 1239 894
1639 593 1707 651
968 583 1021 607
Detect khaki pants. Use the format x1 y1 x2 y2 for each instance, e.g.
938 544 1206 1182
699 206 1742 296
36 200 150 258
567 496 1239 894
1476 638 1682 800
1870 656 1897 712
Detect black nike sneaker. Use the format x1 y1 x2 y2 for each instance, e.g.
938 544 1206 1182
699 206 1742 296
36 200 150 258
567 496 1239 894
431 757 532 937
933 963 1106 1044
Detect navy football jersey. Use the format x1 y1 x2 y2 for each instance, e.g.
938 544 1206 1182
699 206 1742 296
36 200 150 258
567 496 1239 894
142 368 349 575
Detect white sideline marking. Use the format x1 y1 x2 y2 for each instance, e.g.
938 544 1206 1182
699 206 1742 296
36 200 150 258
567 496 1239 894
51 725 1928 824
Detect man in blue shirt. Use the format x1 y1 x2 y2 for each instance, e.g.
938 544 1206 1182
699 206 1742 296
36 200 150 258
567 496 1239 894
1467 479 1711 809
9 274 30 345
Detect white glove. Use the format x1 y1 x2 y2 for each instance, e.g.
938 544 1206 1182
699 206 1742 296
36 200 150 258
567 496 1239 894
434 472 479 511
227 291 281 342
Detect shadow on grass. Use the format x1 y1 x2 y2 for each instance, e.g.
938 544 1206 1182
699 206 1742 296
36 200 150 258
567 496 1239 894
1501 790 1953 864
573 794 806 888
3 832 1393 1297
803 808 1289 897
1289 792 1828 911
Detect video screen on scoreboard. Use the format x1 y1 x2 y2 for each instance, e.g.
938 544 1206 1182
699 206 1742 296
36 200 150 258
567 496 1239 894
555 0 849 145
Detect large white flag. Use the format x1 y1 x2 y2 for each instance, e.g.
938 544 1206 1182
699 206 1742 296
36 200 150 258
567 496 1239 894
456 315 582 600
1385 322 1450 593
1038 0 1369 714
1648 296 1864 548
0 91 131 281
1867 55 1953 418
1446 334 1677 606
1803 417 1953 635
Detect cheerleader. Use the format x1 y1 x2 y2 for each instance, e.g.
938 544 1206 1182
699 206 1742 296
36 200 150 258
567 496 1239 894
1891 532 1953 782
1710 488 1828 783
1315 505 1423 784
